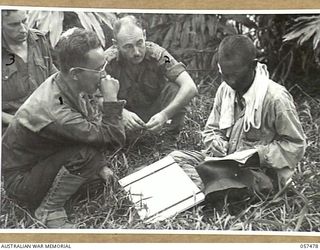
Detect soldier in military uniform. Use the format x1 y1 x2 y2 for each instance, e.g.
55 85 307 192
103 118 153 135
2 10 57 130
104 15 198 134
2 28 125 228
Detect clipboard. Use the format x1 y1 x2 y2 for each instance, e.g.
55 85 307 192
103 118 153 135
119 156 205 223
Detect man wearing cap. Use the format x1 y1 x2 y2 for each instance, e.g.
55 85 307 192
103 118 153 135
170 35 306 205
104 15 198 134
2 28 125 228
2 10 57 130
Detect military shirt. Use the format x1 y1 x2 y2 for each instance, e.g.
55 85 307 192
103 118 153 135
2 72 125 174
104 41 186 110
2 29 57 115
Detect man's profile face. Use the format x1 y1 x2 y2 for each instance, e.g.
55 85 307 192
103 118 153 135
218 54 255 94
115 24 146 65
2 10 28 45
76 47 106 94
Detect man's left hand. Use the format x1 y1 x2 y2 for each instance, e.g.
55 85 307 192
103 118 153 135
145 112 168 132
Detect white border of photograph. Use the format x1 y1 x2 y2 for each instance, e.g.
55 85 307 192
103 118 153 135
1 5 319 236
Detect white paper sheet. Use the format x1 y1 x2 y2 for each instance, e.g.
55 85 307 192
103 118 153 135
119 156 205 223
204 148 258 164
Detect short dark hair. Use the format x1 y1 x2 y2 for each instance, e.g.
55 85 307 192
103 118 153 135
218 35 257 65
55 28 101 74
113 15 142 39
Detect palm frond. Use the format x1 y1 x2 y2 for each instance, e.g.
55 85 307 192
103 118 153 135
76 11 106 47
283 15 320 49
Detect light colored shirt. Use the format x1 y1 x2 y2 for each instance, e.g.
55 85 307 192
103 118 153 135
202 78 306 183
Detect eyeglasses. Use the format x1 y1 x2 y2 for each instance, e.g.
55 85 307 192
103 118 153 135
71 60 108 78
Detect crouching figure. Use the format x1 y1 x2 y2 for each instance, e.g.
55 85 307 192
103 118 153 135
169 35 306 207
2 28 126 228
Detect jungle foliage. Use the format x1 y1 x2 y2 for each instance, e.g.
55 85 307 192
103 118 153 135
27 11 320 94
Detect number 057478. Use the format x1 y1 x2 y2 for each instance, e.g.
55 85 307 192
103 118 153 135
300 244 319 249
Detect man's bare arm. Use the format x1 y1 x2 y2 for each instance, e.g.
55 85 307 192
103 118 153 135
146 71 198 131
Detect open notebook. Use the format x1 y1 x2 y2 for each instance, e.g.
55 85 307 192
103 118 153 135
205 148 258 164
119 156 204 223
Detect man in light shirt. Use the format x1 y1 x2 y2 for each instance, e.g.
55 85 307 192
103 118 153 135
170 35 306 206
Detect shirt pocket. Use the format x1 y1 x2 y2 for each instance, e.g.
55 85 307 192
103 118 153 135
141 71 163 100
2 61 18 81
2 66 30 102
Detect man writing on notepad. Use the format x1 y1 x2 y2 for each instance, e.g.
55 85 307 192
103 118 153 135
170 35 306 205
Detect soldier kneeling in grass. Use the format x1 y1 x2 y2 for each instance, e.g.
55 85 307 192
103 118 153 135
105 15 198 135
169 35 306 208
2 28 125 228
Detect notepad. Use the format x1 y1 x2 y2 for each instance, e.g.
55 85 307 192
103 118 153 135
119 156 205 223
205 148 258 164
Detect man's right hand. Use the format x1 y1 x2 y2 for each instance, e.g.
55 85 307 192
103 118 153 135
122 109 146 131
208 140 228 157
100 75 119 102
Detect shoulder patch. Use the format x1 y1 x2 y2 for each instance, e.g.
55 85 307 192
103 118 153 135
104 45 119 62
145 41 165 61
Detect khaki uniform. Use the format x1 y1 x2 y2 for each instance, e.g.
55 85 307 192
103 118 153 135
105 42 186 126
2 29 57 116
2 73 125 208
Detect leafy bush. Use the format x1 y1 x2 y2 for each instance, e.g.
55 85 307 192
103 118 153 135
140 14 257 84
27 10 116 48
252 14 320 92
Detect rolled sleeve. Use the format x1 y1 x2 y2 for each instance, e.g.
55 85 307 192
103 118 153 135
160 50 186 82
146 41 186 82
165 61 186 82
